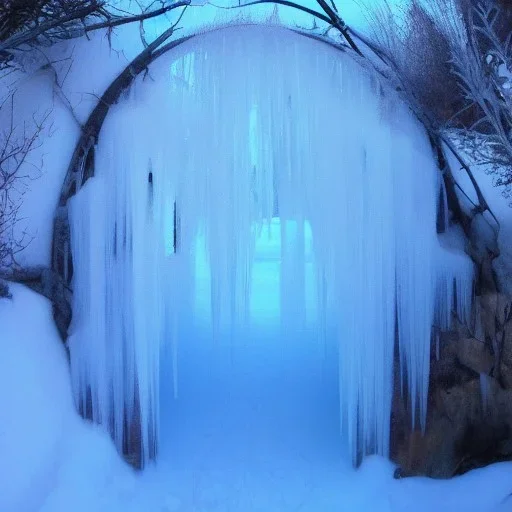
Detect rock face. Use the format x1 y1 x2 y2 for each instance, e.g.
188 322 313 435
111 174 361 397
392 196 512 478
392 315 512 478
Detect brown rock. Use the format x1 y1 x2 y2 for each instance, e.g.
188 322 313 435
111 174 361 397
469 214 499 264
479 293 498 340
480 256 498 294
496 296 511 328
501 318 512 368
437 379 482 426
447 337 494 374
480 292 510 329
500 361 512 389
493 388 512 425
396 419 458 479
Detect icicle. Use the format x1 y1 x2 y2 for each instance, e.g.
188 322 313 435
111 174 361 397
67 25 474 467
440 175 450 232
435 242 475 331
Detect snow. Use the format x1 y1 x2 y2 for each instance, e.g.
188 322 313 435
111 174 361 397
2 284 512 511
446 137 512 296
0 284 141 512
0 68 76 270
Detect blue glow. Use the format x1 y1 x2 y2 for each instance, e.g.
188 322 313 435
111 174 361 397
191 217 316 325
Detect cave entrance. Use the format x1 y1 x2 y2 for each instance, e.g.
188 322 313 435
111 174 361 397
158 217 344 475
65 24 450 491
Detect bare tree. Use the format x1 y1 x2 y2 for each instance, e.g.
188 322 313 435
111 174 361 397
0 93 49 274
0 0 191 72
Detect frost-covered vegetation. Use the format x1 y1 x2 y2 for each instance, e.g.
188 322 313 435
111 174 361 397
364 0 512 199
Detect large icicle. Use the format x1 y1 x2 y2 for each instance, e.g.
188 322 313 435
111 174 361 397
67 25 474 466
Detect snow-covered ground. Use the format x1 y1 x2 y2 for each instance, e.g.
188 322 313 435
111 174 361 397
2 284 512 512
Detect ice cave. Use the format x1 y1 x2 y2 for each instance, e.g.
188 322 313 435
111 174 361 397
64 24 475 474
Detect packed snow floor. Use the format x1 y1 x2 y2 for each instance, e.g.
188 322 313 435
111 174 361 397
2 284 512 512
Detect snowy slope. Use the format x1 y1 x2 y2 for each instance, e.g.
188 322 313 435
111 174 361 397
0 285 148 512
2 286 512 510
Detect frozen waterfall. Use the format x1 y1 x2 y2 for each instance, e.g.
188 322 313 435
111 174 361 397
67 25 474 466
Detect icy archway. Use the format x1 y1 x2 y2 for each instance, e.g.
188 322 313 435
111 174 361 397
67 24 474 467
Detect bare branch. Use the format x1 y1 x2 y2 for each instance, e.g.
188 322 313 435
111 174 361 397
0 92 51 271
0 0 191 72
81 1 191 34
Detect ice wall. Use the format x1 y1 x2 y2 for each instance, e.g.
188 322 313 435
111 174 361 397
67 25 474 465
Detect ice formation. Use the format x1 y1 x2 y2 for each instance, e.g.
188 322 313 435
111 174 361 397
67 25 474 465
